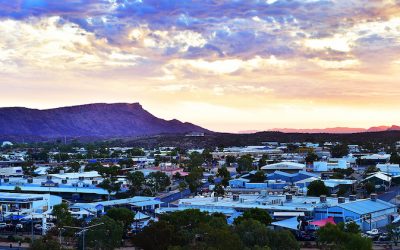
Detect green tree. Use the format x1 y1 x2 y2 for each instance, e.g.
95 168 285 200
307 180 330 197
316 223 372 250
98 177 121 199
187 152 205 170
30 236 62 250
85 216 123 250
234 208 272 226
106 207 134 232
52 203 73 227
387 223 400 246
390 152 400 164
225 155 236 167
186 166 203 193
364 182 375 194
237 155 254 173
258 155 269 168
126 171 145 195
305 152 318 164
214 183 225 197
147 171 171 193
235 219 270 248
217 166 231 186
268 229 299 250
128 148 145 156
331 144 349 158
133 220 175 250
250 171 266 183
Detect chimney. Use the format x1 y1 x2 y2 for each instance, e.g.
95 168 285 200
338 197 346 203
320 195 327 203
349 195 356 201
331 194 337 198
370 193 377 201
286 194 293 202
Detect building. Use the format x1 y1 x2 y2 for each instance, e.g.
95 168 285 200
360 154 391 166
377 164 400 176
261 162 306 173
0 193 62 220
313 160 348 172
314 195 397 231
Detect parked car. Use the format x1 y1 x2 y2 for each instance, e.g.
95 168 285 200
0 223 7 229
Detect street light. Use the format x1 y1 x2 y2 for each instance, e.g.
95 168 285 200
63 223 104 250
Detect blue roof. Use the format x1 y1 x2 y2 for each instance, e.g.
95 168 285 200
337 199 396 215
272 216 299 230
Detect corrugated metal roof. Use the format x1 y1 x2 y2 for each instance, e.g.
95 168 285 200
337 199 395 215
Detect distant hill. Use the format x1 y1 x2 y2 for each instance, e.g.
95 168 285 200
269 125 400 134
0 103 209 138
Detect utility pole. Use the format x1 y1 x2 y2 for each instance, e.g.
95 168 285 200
64 223 103 250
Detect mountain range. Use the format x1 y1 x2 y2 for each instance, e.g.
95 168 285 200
0 103 208 138
267 125 400 134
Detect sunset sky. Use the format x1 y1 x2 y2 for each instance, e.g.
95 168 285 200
1 0 400 132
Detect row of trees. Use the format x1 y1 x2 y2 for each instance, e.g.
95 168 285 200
133 208 298 250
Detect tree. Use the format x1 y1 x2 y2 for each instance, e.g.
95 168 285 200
305 152 318 164
364 166 378 177
85 216 123 250
52 203 73 228
186 166 203 193
133 210 243 250
364 182 375 194
237 154 254 173
268 229 299 250
214 183 225 197
331 144 349 158
178 181 188 198
106 207 134 232
307 180 330 197
225 155 236 167
30 236 62 250
316 223 372 250
67 161 81 172
235 219 270 248
387 223 400 246
187 152 204 170
217 166 231 186
128 148 145 156
390 152 400 164
98 177 121 199
234 208 272 226
126 171 145 195
258 155 269 168
133 220 175 250
147 171 171 193
250 171 266 183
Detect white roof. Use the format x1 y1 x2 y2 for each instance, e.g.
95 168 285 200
361 154 391 160
261 161 305 170
364 172 391 182
50 171 100 179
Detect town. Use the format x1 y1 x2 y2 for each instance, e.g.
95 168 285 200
0 138 399 249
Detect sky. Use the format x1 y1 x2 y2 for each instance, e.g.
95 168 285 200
0 0 400 132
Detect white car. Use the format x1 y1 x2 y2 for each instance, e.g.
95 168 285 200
0 223 6 229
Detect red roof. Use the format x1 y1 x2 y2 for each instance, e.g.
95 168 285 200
310 217 336 227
